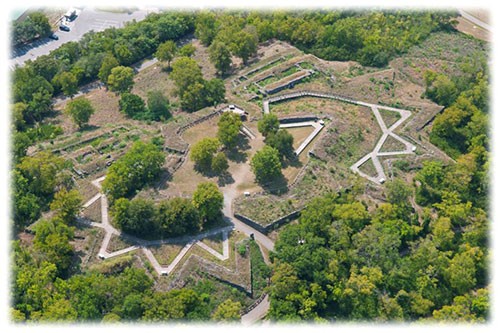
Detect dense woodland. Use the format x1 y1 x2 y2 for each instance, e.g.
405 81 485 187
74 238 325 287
10 9 489 322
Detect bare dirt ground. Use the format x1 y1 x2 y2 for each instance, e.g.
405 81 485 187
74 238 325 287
52 88 138 135
455 17 490 42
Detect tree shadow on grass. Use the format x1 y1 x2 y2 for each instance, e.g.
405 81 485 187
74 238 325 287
225 134 251 163
80 124 100 133
153 169 172 191
260 173 289 195
282 155 303 169
217 172 235 187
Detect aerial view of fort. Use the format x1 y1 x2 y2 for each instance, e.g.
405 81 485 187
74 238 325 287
8 5 490 325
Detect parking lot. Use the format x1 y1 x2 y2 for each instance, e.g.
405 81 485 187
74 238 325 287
10 7 158 69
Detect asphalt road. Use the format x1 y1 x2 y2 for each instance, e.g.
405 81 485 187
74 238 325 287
10 7 158 69
459 10 491 32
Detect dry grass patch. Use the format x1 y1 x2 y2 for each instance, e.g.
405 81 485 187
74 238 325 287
81 199 102 223
132 63 178 103
107 234 135 252
200 233 224 253
72 227 106 269
380 135 407 152
182 116 219 144
358 159 378 178
379 108 402 128
75 178 100 202
150 242 186 266
286 126 315 150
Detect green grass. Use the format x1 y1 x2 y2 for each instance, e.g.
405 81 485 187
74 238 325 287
280 66 300 78
249 240 271 297
258 75 279 86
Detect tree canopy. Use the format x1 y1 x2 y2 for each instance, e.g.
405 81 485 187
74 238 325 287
155 40 177 67
107 66 135 93
192 182 224 223
266 129 295 161
190 137 221 172
65 97 95 128
251 145 283 184
119 93 147 119
147 90 171 121
217 112 242 149
102 141 165 202
258 113 280 137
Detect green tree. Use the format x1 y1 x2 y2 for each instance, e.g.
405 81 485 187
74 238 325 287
155 40 177 68
433 288 489 322
111 198 158 237
146 90 171 121
341 266 384 320
217 112 242 149
119 93 146 119
120 293 145 320
16 151 64 198
27 89 53 122
107 66 134 93
170 56 203 96
192 182 224 223
232 26 259 64
211 152 229 175
53 72 78 97
28 12 51 37
430 216 455 250
180 81 206 112
114 43 134 65
50 188 82 224
190 137 220 171
204 78 226 106
33 217 75 276
251 145 282 183
12 251 58 319
13 102 28 131
65 97 95 128
142 289 207 321
258 113 280 137
178 43 196 57
102 313 121 322
424 71 458 107
386 178 413 206
102 141 165 201
195 11 218 46
266 129 294 160
98 54 119 84
157 197 201 236
40 299 77 322
209 41 232 75
445 247 483 294
12 131 32 162
212 299 242 321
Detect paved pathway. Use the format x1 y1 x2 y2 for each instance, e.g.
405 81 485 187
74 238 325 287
279 121 324 156
80 172 274 322
262 90 416 183
80 177 232 275
241 294 270 324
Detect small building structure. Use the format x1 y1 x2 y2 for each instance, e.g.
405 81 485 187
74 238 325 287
223 104 248 120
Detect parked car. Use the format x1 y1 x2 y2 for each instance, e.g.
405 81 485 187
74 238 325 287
59 24 70 32
48 33 59 40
